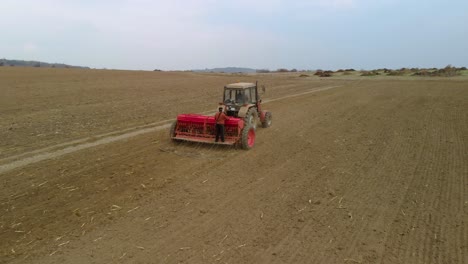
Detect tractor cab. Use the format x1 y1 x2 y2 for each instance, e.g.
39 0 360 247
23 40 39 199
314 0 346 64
223 82 259 117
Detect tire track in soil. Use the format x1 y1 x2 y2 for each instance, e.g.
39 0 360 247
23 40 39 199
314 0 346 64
15 83 344 264
0 83 344 262
0 85 341 175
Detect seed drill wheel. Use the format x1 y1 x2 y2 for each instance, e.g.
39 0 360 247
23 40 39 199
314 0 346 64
169 121 177 141
262 111 272 128
241 124 256 150
244 108 259 130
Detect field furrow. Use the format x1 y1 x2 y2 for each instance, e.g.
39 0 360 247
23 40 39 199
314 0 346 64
0 69 466 264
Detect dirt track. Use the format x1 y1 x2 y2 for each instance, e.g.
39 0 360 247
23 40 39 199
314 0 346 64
0 68 467 263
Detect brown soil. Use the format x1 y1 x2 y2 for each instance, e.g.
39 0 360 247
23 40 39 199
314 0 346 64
0 68 466 263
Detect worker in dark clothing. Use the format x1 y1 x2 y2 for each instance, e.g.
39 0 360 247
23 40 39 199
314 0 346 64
214 107 230 142
235 91 244 103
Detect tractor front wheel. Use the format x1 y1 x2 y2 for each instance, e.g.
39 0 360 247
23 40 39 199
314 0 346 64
261 112 272 128
241 124 255 150
244 108 258 130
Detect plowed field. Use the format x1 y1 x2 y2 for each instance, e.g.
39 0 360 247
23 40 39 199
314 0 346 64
0 68 466 263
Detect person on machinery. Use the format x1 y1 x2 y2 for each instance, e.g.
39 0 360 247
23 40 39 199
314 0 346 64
214 107 230 142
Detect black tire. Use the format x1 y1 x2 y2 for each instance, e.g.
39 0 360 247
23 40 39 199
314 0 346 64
169 121 177 141
244 108 258 130
241 124 255 150
261 112 272 128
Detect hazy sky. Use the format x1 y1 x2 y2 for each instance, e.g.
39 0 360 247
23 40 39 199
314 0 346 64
1 0 467 70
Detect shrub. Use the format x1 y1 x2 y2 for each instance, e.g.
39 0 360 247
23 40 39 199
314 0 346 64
412 70 431 76
387 70 404 76
361 71 380 76
299 74 309 77
411 65 461 77
432 65 460 77
277 68 289 72
320 72 332 77
315 70 333 76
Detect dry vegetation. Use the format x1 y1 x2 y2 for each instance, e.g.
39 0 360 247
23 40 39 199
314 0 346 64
262 65 467 79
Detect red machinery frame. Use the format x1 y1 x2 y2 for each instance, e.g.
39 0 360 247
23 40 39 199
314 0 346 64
172 114 246 145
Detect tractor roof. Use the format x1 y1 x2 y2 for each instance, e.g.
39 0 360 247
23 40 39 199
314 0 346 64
225 82 256 89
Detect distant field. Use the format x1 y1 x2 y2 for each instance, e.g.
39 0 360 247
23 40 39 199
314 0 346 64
0 67 322 158
0 68 466 264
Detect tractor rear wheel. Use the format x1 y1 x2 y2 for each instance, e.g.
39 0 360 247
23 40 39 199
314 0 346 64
244 108 258 130
241 124 255 150
262 112 272 128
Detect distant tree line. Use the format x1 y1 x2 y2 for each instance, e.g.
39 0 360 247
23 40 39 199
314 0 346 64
0 58 89 69
256 68 300 73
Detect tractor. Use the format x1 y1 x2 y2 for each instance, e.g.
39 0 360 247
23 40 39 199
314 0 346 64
169 82 272 149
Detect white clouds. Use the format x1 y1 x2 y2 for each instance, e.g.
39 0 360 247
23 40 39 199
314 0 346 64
0 0 368 69
1 0 466 70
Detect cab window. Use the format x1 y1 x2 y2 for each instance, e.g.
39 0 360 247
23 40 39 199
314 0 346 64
249 87 257 103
